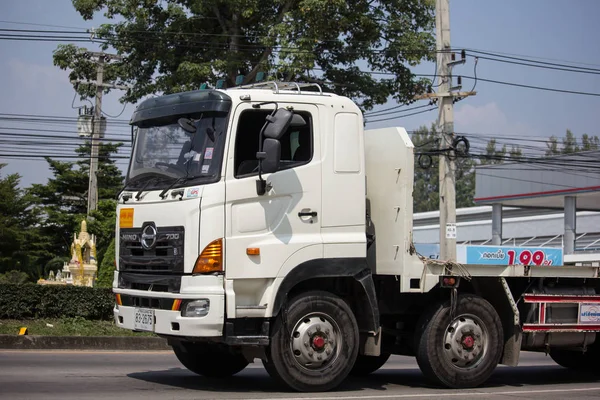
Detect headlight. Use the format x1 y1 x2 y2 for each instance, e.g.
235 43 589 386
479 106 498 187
182 299 210 317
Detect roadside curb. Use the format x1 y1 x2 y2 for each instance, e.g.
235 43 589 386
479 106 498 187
0 335 170 350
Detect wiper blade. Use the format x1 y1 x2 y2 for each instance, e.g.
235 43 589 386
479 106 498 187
135 178 158 200
159 176 189 199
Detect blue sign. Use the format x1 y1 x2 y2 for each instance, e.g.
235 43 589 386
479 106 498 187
414 243 440 260
465 245 563 266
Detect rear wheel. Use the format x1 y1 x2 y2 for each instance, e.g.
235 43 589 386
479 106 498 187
172 342 248 378
415 294 503 388
550 347 599 371
263 290 359 392
350 353 391 376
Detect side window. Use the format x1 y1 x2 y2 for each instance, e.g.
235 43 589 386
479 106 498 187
234 109 313 178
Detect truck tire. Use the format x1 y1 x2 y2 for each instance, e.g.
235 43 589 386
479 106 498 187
263 290 359 392
350 353 391 376
415 294 503 388
172 342 248 378
550 347 599 371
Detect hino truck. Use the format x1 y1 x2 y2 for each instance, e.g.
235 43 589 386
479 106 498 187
113 81 600 392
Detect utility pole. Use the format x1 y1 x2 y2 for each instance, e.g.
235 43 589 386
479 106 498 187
415 1 476 260
88 54 104 215
436 0 456 261
71 51 128 216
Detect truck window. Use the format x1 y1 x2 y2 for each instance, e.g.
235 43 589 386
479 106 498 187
234 109 313 178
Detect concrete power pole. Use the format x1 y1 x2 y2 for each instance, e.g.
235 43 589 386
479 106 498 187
436 0 456 261
71 52 128 216
88 54 104 215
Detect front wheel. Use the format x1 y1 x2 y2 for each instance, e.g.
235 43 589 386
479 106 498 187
415 294 504 388
172 342 249 378
263 290 359 392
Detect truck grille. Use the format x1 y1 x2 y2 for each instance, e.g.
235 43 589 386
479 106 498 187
119 226 184 274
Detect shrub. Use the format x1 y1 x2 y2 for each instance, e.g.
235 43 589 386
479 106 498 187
0 270 29 285
0 283 114 320
96 238 115 288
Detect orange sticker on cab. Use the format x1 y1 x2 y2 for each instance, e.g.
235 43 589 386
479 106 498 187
119 208 134 228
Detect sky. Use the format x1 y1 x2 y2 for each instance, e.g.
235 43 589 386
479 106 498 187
0 0 599 188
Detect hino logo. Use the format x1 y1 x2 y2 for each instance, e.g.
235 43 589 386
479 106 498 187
141 224 158 250
121 234 137 241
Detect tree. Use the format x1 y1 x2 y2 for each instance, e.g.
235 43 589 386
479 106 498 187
581 134 600 151
0 165 39 278
545 130 599 156
412 126 440 213
411 126 476 213
28 142 124 270
480 139 522 165
54 0 435 110
96 238 115 288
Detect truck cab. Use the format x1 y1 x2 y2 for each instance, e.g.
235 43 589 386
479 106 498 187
114 82 382 390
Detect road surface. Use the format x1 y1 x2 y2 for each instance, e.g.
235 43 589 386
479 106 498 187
1 350 600 399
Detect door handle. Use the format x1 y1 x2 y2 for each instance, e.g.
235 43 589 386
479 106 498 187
298 210 318 218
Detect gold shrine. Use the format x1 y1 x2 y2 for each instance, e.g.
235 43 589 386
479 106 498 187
38 220 98 287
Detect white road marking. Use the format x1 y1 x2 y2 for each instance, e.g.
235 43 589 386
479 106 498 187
266 386 600 400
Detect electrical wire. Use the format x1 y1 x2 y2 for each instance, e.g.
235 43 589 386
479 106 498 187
465 49 600 73
365 107 438 124
469 57 478 92
365 104 431 117
101 103 128 118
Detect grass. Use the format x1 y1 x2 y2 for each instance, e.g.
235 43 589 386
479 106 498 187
0 317 155 337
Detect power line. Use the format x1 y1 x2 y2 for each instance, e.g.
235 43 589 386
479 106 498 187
0 20 87 30
365 107 438 124
469 53 600 75
465 49 600 73
365 104 432 117
458 75 600 97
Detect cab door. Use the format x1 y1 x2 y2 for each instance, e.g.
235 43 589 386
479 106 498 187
224 103 323 287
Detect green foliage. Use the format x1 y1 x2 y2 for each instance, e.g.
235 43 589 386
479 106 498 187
27 143 123 269
97 238 116 288
0 318 154 336
0 284 114 320
480 139 522 165
546 129 600 155
0 270 30 285
412 126 476 213
54 0 436 110
44 257 70 277
412 126 440 213
0 165 40 278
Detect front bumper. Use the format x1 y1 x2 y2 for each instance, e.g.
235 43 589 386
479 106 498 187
113 274 225 337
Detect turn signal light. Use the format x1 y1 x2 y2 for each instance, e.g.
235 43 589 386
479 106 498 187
115 294 122 306
246 247 260 256
193 238 223 274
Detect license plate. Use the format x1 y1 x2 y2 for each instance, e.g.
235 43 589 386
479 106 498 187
134 308 154 331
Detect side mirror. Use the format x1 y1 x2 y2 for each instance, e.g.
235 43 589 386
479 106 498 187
178 118 197 133
264 108 294 139
257 138 281 174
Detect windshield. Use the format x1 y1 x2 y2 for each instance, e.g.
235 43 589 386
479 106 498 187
126 112 228 190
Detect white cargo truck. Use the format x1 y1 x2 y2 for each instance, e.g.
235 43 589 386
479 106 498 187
114 82 600 391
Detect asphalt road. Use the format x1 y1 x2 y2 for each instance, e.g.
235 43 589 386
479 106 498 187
1 350 600 400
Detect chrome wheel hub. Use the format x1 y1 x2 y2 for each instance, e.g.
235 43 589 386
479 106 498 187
290 313 340 370
443 314 488 369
